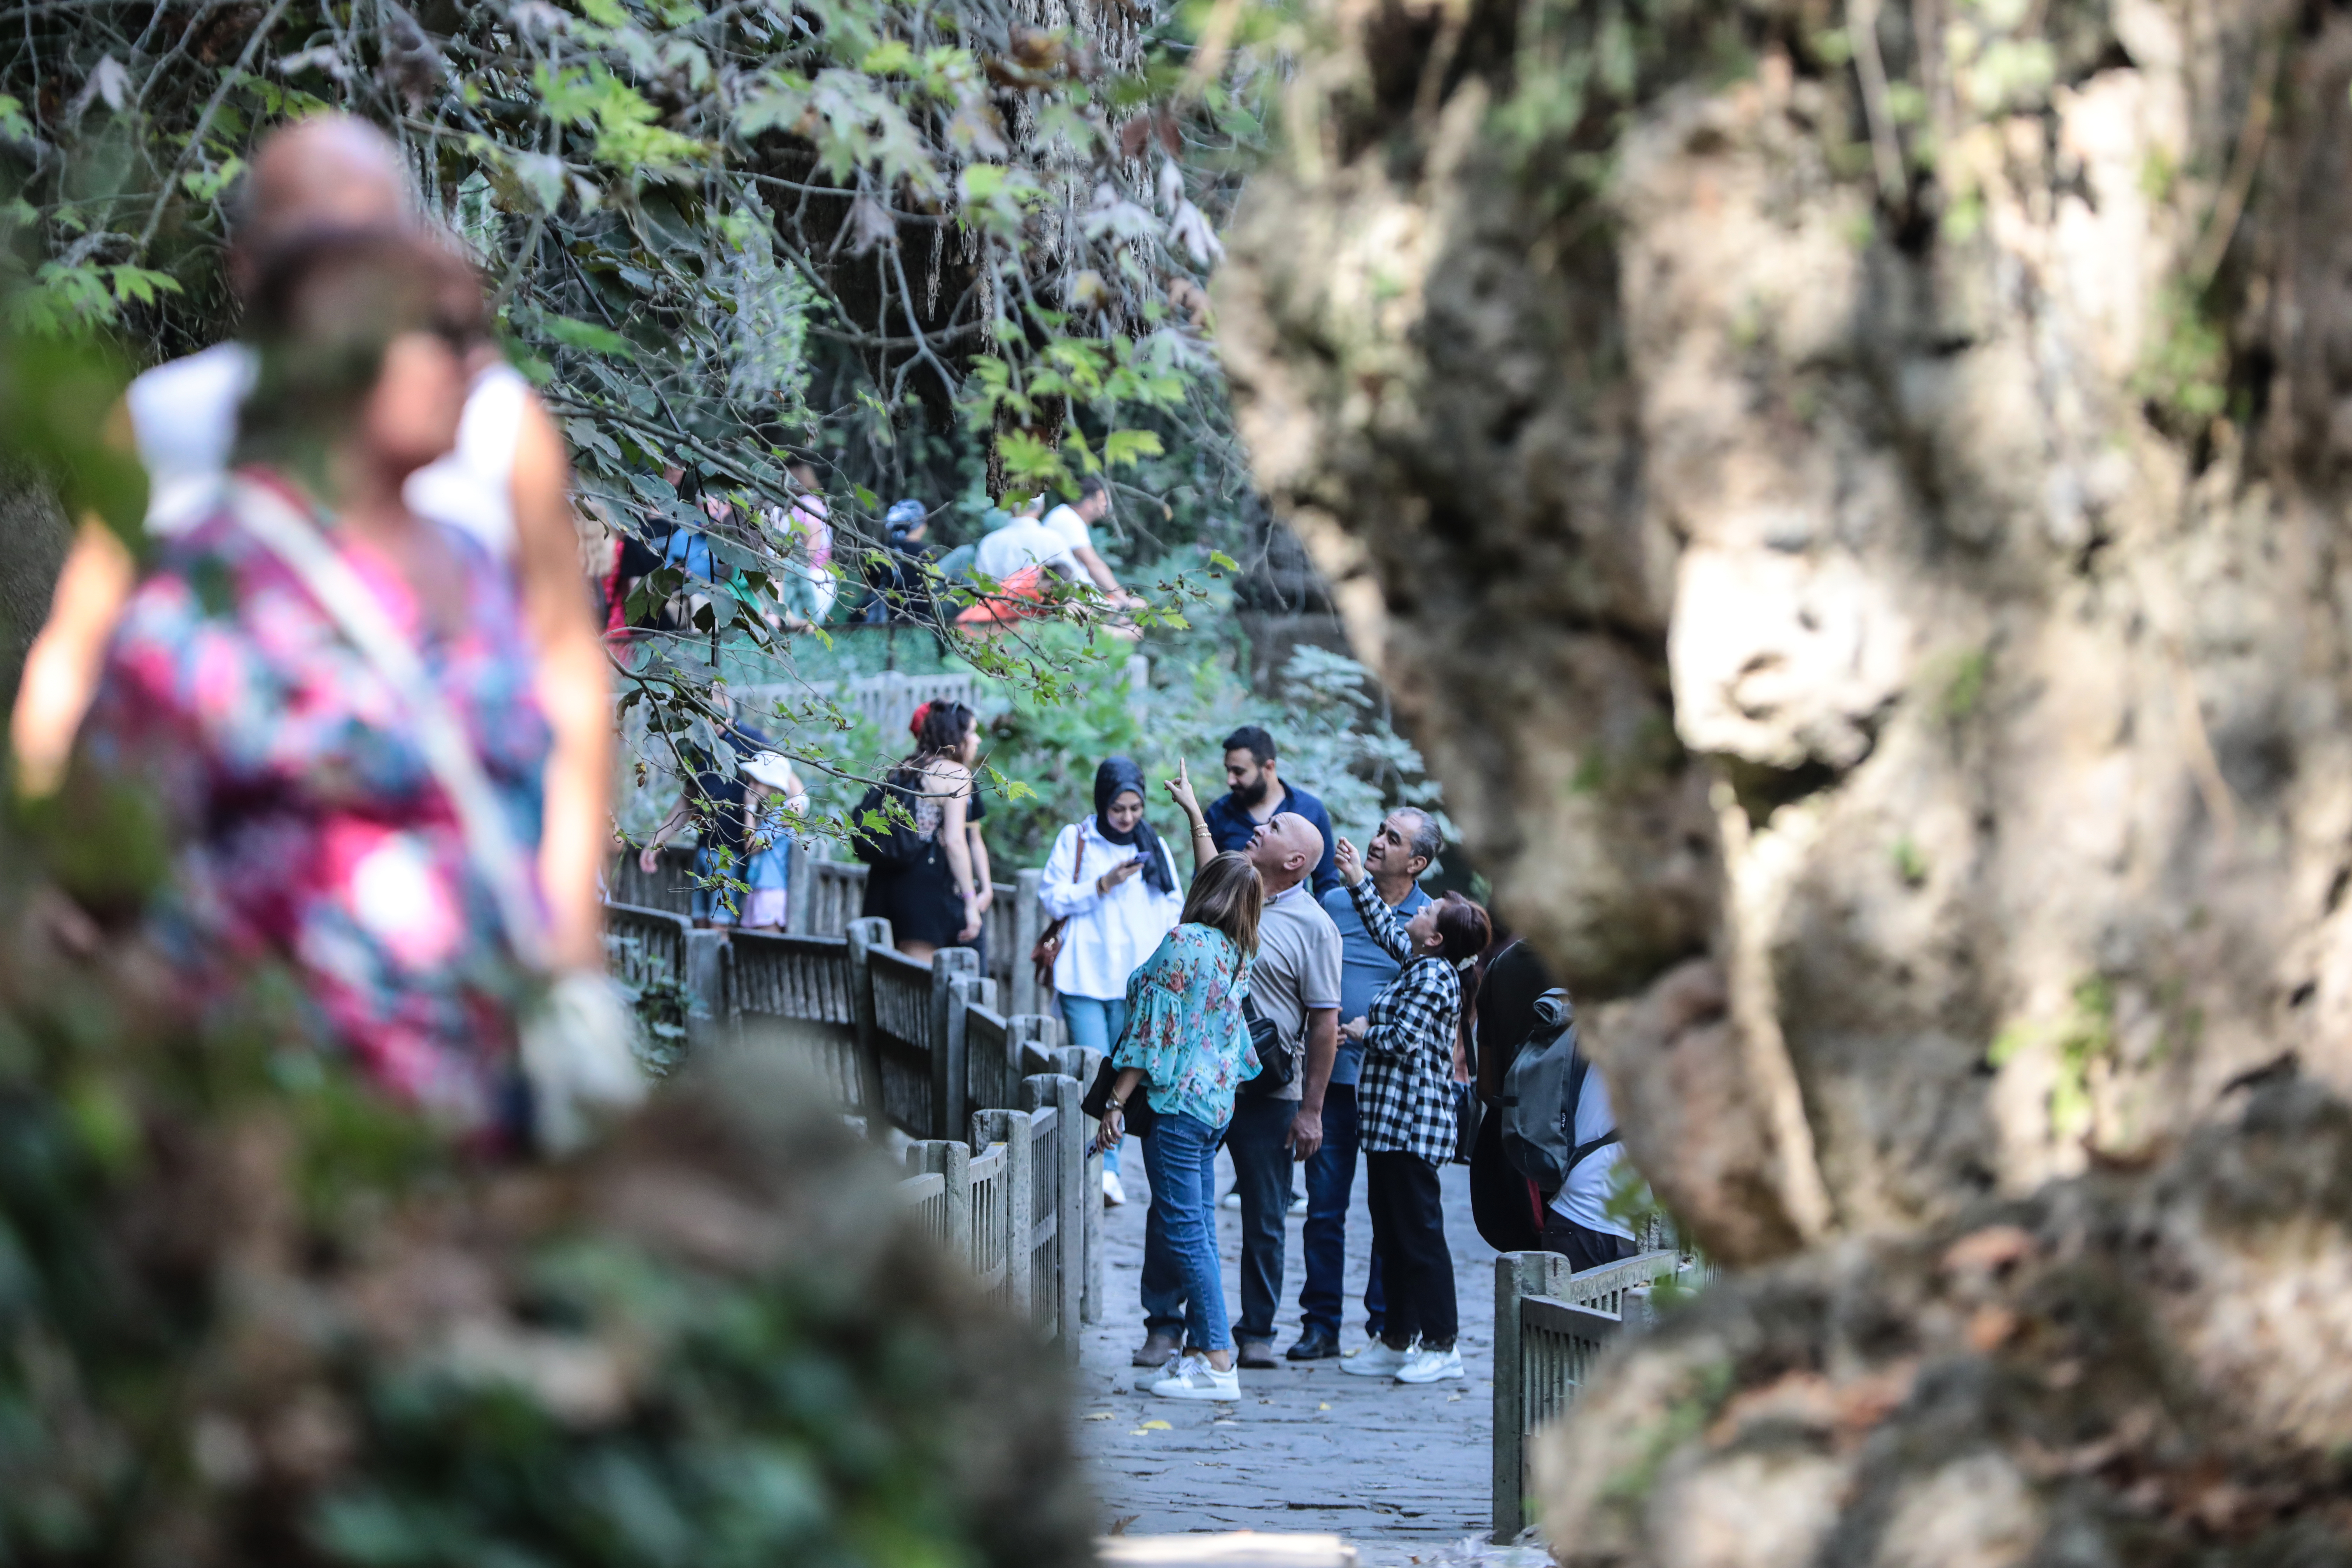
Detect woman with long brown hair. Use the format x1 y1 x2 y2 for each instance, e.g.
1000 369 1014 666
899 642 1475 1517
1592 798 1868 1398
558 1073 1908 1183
857 699 985 962
1089 842 1263 1402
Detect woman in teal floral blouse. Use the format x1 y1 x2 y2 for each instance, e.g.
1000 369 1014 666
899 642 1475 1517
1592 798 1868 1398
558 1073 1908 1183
1092 827 1262 1402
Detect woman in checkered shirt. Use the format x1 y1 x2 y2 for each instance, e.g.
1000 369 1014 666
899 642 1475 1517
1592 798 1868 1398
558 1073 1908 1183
1331 835 1492 1386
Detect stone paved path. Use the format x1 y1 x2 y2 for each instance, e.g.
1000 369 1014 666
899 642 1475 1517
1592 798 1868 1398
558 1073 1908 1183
1073 1138 1515 1566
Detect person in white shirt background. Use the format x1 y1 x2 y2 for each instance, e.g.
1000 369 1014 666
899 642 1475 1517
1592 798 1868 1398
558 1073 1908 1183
971 496 1084 584
1040 756 1184 1204
9 114 614 981
1039 475 1141 608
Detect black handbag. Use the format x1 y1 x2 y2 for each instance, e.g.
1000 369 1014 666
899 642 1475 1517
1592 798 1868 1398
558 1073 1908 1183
1237 994 1294 1100
1452 1080 1482 1164
1082 1055 1155 1138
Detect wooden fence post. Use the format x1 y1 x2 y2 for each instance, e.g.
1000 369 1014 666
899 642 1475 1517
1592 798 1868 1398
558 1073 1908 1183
947 972 1000 1116
973 1107 1032 1322
1023 1072 1084 1358
1493 1250 1570 1543
1010 869 1045 1016
683 929 729 1055
930 948 981 1140
845 918 891 1141
911 1139 971 1267
1051 1044 1107 1323
785 839 816 935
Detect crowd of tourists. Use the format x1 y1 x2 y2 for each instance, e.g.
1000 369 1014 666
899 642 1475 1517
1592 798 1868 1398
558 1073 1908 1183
2 112 1637 1408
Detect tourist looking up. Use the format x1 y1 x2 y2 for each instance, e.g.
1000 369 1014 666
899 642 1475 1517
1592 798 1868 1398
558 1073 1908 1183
10 114 614 982
1332 835 1491 1385
83 224 639 1147
1040 757 1184 1206
1089 853 1265 1401
1202 726 1340 896
858 701 985 963
1157 766 1341 1368
1040 475 1141 608
1295 807 1441 1360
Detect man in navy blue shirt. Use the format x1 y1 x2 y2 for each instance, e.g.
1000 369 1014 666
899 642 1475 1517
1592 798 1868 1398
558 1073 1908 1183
1202 726 1340 896
1290 806 1440 1359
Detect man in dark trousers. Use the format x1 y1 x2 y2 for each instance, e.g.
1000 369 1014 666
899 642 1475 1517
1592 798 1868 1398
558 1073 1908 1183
1201 726 1340 896
1289 807 1441 1358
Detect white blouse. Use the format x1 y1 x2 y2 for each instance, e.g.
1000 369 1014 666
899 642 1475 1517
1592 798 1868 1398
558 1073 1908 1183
1039 817 1185 1001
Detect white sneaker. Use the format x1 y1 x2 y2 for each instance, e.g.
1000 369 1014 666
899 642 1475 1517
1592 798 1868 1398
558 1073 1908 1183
1340 1340 1412 1377
1396 1346 1465 1384
1288 1191 1308 1216
1103 1170 1128 1206
1220 1190 1241 1210
1151 1354 1241 1401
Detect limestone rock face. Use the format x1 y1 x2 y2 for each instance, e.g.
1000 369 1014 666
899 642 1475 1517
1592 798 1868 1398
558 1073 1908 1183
1216 0 2352 1553
1217 0 2350 1256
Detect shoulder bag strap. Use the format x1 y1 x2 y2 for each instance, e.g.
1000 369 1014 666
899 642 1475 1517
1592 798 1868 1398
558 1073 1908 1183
227 475 548 972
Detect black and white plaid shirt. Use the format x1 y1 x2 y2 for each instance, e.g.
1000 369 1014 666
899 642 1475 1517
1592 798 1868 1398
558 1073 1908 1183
1348 880 1462 1166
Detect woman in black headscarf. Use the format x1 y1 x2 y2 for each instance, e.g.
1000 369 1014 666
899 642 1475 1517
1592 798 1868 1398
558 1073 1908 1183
1038 756 1185 1204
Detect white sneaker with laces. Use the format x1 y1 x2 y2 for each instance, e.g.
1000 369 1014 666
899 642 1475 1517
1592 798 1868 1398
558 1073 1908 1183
1103 1170 1128 1206
1396 1346 1465 1384
1340 1340 1412 1378
1151 1354 1242 1401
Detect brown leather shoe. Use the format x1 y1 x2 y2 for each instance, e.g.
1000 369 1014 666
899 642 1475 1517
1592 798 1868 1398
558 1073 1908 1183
1236 1339 1278 1370
1130 1329 1182 1368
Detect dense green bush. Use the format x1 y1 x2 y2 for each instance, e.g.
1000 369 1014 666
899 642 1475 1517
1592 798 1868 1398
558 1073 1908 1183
0 791 1092 1568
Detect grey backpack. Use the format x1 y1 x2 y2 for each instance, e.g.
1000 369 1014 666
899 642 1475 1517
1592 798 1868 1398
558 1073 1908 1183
1499 988 1617 1191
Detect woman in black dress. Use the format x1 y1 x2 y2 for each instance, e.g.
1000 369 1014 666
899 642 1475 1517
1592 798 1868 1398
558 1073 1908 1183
860 700 985 962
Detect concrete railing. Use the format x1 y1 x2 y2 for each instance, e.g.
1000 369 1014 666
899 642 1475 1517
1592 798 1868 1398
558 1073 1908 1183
1491 1249 1699 1541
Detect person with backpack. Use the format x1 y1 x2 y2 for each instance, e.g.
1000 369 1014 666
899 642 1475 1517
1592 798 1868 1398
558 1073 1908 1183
1037 756 1184 1204
1331 835 1492 1385
853 701 984 962
1494 978 1639 1271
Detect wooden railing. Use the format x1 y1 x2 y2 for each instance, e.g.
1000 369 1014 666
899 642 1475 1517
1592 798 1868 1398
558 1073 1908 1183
1491 1249 1700 1541
603 899 1104 1343
726 929 859 1106
616 840 1050 1015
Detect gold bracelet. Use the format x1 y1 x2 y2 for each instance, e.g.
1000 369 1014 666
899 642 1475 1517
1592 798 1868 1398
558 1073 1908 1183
1191 824 1212 837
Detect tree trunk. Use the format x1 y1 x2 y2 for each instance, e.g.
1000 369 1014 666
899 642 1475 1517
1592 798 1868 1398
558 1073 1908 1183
1216 0 2352 1554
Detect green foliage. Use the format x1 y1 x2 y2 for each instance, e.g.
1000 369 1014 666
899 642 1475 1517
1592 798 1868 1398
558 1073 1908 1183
0 796 1090 1568
2137 281 2231 427
1989 974 2116 1141
0 0 1269 826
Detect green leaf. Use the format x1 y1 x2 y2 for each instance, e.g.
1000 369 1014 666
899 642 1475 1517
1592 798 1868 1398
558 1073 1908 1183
539 315 638 359
1102 429 1164 468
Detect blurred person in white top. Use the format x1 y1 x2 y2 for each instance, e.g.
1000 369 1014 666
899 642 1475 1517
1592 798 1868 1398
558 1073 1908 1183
1040 755 1183 1202
1038 475 1140 608
9 114 613 976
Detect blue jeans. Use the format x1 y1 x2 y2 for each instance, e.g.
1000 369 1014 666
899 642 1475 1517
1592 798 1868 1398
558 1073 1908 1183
1300 1083 1385 1341
1059 993 1127 1176
1139 1111 1230 1353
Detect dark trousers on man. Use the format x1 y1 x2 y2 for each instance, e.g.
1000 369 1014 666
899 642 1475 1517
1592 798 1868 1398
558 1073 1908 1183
1300 1083 1384 1342
1364 1150 1456 1348
1540 1210 1639 1273
1224 1093 1295 1345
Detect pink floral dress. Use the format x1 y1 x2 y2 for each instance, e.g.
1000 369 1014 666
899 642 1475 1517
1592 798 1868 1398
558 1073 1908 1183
85 471 551 1132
